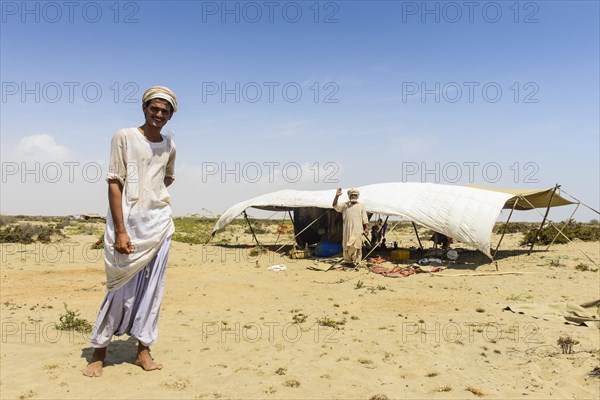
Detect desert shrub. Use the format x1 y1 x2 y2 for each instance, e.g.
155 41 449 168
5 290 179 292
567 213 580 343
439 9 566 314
520 220 600 246
37 227 53 242
494 222 533 234
65 221 101 236
245 221 269 234
574 263 598 272
0 215 16 226
284 378 300 388
56 218 71 229
55 303 92 333
316 316 346 329
0 223 64 244
369 395 389 400
91 232 105 249
248 246 267 256
557 335 579 354
292 313 307 324
0 225 31 243
569 223 600 241
172 216 214 244
520 227 567 245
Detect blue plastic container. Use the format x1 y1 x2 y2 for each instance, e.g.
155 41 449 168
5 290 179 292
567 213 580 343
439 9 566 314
315 242 343 257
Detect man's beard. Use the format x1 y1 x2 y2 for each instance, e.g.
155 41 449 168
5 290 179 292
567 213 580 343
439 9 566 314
350 198 358 203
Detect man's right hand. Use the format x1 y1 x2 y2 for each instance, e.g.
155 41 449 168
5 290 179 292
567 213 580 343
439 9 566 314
114 232 134 254
336 188 342 196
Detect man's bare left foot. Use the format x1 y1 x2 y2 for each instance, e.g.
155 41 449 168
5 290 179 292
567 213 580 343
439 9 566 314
135 345 163 371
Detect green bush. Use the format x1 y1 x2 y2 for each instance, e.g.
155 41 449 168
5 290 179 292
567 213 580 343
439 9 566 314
0 215 16 226
494 222 534 234
0 223 64 244
171 216 214 244
316 316 346 329
91 232 105 249
574 263 598 272
56 218 71 229
248 246 267 256
245 221 270 234
55 303 92 333
64 221 101 236
520 220 600 246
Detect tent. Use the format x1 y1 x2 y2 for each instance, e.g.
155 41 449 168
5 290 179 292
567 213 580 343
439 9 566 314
211 182 581 259
469 185 575 210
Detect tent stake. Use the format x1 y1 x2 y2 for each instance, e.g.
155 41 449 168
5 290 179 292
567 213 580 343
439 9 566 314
492 197 519 259
243 211 261 248
527 184 559 256
412 221 423 250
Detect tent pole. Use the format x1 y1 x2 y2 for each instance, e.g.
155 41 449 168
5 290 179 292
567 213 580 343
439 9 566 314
288 210 294 224
380 216 389 248
512 193 599 268
545 202 580 250
527 184 559 256
363 232 373 248
520 194 582 246
361 220 401 263
561 189 600 215
492 197 519 259
274 209 331 254
412 221 424 250
382 216 389 234
363 216 388 251
376 215 390 248
274 211 287 246
243 211 261 247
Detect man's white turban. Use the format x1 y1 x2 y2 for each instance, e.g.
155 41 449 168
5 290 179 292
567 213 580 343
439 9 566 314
142 86 178 113
347 188 360 197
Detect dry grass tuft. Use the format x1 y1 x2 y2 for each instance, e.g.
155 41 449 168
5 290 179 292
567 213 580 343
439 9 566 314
369 395 389 400
284 378 300 388
466 385 485 397
436 385 452 392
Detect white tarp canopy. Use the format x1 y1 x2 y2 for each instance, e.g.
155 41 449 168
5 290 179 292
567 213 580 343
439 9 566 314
212 182 516 258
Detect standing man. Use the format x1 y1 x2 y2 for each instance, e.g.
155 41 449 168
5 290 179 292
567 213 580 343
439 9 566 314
83 86 178 377
332 188 368 265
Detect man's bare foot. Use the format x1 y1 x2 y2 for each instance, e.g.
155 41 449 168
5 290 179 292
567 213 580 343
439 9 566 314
83 347 106 377
135 344 163 371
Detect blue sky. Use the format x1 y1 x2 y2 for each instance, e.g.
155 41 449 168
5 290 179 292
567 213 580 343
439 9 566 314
1 0 598 221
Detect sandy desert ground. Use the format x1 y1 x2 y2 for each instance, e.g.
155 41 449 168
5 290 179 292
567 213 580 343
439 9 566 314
1 219 599 400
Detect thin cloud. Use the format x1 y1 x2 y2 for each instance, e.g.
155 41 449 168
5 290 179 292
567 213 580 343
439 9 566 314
14 134 72 161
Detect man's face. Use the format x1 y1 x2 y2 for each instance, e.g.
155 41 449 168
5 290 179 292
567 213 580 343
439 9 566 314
349 194 359 203
143 99 173 129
